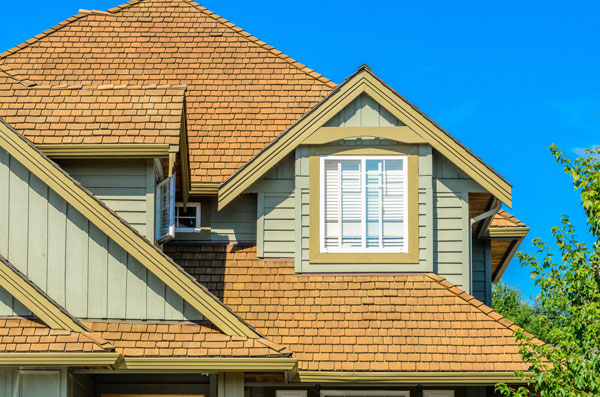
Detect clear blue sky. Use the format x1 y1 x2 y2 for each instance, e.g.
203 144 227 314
2 0 598 299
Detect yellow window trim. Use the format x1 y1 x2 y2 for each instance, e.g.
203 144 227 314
295 371 528 384
0 255 87 333
308 145 419 265
0 118 260 339
218 67 512 210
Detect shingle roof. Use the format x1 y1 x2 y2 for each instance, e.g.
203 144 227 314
0 85 185 145
84 320 290 358
166 244 531 372
0 0 335 183
490 210 527 228
0 317 113 353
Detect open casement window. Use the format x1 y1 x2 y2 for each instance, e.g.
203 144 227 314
175 202 201 232
155 173 175 244
320 156 408 253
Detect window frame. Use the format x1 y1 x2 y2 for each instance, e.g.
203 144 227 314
174 202 202 233
319 155 409 254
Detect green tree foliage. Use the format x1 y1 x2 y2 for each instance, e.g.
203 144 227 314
492 281 555 343
497 145 600 396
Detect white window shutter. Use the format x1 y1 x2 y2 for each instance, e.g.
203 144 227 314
155 173 175 244
323 160 340 248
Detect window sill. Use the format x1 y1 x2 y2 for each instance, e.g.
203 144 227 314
309 251 419 264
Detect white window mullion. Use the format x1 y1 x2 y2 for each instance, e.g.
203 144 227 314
379 160 384 249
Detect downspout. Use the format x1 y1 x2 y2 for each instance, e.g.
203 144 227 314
469 199 501 295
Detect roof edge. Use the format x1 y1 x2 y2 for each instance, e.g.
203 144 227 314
295 370 528 384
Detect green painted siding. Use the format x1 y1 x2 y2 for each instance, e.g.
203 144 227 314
0 148 200 320
325 93 402 127
57 159 154 239
252 154 295 258
210 195 257 242
433 152 485 293
0 369 67 397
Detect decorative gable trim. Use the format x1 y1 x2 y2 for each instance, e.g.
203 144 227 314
219 66 512 209
0 118 260 338
0 255 87 332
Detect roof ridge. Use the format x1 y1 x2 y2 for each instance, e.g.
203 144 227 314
182 0 336 89
424 273 539 340
0 12 97 60
106 0 336 89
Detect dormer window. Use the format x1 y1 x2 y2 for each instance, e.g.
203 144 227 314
320 156 408 253
175 202 201 232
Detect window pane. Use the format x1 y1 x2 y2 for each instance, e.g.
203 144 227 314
175 205 198 229
382 160 404 248
324 160 340 247
340 161 361 247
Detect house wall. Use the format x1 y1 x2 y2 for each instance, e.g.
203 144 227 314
293 139 433 274
472 238 492 306
325 92 402 127
0 369 68 397
57 159 155 239
0 148 201 320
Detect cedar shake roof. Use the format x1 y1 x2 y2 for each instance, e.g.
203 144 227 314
0 85 185 145
84 320 291 358
490 210 527 228
0 317 113 353
166 243 530 372
0 0 335 183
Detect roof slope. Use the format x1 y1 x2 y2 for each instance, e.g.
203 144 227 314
0 0 335 183
168 244 530 373
0 84 185 146
0 317 112 353
85 320 290 358
491 210 527 228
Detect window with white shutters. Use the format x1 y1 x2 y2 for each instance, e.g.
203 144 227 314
320 156 408 253
155 173 175 244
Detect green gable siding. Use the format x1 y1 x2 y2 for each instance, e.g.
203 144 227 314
0 148 200 320
325 93 402 127
57 159 154 239
472 238 492 305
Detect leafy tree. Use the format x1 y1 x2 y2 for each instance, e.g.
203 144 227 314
492 281 555 343
497 145 600 396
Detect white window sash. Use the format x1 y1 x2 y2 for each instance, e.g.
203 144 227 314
320 155 408 254
174 202 202 233
155 173 175 244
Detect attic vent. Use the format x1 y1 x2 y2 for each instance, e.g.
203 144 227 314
325 93 403 127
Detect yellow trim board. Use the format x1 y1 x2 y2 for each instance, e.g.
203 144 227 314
122 357 297 371
190 183 220 196
0 118 260 339
219 67 512 210
296 371 527 384
0 352 121 367
37 144 171 159
0 255 87 333
487 226 530 239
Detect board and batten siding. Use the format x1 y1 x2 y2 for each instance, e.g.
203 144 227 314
0 148 201 320
57 159 154 239
324 92 403 127
472 238 492 305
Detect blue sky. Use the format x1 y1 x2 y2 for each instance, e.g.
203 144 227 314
2 0 599 299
